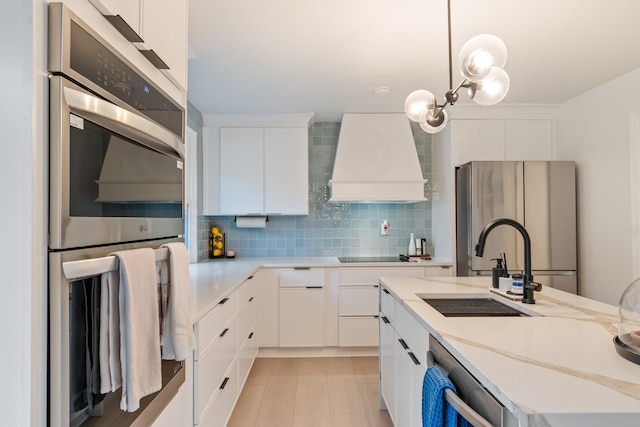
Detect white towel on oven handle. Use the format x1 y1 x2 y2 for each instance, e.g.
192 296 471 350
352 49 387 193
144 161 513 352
99 270 122 394
114 248 162 412
159 242 195 361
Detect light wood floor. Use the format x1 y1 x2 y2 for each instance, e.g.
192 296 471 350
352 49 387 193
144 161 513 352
228 356 393 427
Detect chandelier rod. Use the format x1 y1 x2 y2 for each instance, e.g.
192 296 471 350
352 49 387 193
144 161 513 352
447 0 453 91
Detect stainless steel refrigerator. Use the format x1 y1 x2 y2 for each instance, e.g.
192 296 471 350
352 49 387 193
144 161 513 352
455 161 578 294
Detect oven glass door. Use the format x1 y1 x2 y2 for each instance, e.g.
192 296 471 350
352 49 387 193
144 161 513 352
50 76 185 249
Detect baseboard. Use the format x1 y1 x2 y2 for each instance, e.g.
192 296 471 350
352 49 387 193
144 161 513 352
257 346 378 358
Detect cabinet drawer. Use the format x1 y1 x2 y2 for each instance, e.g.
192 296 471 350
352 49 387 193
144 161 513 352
279 268 324 287
194 317 239 422
396 304 429 366
198 360 239 427
239 276 257 308
339 286 378 315
424 265 453 277
238 326 257 389
239 298 257 345
380 286 396 323
279 287 324 347
339 267 423 285
338 317 379 347
195 293 239 359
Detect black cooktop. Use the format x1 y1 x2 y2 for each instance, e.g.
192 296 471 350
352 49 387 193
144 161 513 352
337 256 406 263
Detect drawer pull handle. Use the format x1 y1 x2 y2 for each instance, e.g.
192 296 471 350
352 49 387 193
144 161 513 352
382 288 390 294
306 286 323 289
248 332 254 339
220 328 229 337
381 316 390 324
294 267 311 270
373 284 379 288
247 275 254 279
249 297 254 302
408 352 421 366
398 338 409 350
220 377 230 390
218 297 229 305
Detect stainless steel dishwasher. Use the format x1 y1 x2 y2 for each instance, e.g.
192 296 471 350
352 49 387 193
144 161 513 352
427 335 518 427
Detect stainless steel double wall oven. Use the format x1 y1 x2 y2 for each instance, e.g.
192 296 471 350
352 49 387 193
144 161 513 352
48 4 186 426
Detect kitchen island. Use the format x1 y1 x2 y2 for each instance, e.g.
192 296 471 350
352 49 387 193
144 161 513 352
379 275 640 427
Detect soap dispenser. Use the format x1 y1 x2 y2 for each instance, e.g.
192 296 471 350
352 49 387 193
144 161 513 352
491 257 506 288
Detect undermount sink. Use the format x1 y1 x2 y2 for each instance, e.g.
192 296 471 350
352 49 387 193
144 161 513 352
420 295 541 317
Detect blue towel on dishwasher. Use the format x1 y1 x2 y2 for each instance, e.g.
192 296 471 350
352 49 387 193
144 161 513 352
422 365 466 427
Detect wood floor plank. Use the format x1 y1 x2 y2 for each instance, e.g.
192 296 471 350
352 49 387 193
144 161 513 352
227 384 265 427
352 356 379 384
255 377 298 427
298 357 328 384
246 358 274 386
292 383 332 427
327 375 368 427
325 357 355 376
358 382 394 427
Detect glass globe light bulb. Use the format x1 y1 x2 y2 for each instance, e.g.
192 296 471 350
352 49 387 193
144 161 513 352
469 68 510 106
459 34 507 82
419 108 448 134
404 89 435 122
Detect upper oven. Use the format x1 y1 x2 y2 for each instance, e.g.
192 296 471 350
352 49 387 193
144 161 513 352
48 3 185 250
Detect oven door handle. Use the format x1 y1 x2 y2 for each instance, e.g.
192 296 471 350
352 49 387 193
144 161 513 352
426 351 493 427
63 85 184 160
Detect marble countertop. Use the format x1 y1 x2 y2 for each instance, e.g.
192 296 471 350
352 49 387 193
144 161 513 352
188 256 452 321
379 275 640 427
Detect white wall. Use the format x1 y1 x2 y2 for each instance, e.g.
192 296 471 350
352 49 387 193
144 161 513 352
556 67 640 305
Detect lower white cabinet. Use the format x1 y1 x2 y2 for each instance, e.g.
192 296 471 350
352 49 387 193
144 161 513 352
338 267 441 347
193 276 257 427
279 287 325 347
380 284 429 427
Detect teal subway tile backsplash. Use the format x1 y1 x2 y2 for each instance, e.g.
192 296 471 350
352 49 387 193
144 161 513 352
197 121 432 260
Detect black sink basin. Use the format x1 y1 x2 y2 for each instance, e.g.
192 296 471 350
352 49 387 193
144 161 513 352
422 297 530 317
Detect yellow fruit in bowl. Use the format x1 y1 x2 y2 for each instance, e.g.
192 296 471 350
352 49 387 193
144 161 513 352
211 226 219 235
213 249 222 256
215 241 223 249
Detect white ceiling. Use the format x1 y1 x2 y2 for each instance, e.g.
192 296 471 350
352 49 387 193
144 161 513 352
187 0 640 121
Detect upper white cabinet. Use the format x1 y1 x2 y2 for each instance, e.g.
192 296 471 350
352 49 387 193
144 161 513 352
89 0 188 91
203 114 314 216
452 119 554 166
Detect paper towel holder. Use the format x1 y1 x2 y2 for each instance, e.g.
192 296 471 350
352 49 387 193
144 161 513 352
234 216 269 228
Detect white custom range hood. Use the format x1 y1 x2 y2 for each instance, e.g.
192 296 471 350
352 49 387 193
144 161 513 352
328 113 426 203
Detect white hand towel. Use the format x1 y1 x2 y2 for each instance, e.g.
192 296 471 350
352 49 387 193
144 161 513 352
160 242 196 361
113 248 162 412
99 270 122 393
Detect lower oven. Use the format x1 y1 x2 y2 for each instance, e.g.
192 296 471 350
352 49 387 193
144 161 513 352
48 4 188 426
49 238 185 427
427 335 519 427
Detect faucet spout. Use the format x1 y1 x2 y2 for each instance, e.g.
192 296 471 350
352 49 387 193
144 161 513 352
475 218 540 304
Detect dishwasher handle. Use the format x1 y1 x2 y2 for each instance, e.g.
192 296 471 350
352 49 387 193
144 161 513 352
426 351 493 427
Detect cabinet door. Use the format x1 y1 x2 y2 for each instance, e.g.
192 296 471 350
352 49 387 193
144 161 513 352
150 386 182 427
379 316 396 424
255 268 279 347
452 120 505 165
279 288 324 347
139 0 188 90
411 358 427 427
219 128 264 215
394 332 411 427
264 128 309 214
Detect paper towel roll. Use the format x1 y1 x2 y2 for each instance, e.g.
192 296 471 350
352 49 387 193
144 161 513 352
235 216 267 228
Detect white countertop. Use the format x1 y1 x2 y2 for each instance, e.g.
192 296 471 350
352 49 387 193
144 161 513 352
379 275 640 427
189 256 452 321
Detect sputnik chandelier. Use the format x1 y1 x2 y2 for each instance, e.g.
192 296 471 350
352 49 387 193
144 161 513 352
404 0 510 133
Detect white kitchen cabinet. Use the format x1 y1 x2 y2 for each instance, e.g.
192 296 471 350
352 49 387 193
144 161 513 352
264 127 309 214
150 386 182 427
193 277 257 427
278 268 325 347
89 0 188 90
204 126 309 215
337 266 440 347
379 284 429 427
379 315 396 425
219 128 264 215
255 268 279 347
